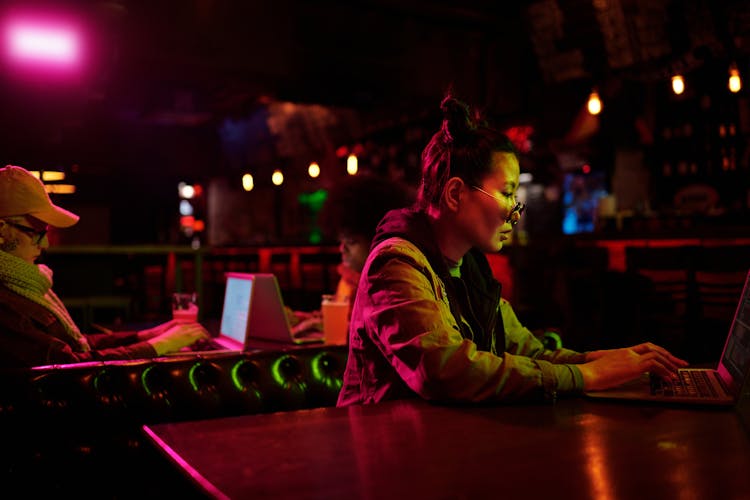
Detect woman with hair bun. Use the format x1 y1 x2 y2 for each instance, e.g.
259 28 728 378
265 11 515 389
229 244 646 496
337 94 686 406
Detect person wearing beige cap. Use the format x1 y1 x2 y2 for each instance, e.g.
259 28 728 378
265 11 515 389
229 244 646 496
0 165 210 367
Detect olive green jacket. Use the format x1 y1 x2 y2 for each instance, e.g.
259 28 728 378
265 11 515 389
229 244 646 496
337 208 586 406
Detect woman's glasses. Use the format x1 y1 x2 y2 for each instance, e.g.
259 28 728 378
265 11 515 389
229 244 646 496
3 220 48 245
471 186 526 225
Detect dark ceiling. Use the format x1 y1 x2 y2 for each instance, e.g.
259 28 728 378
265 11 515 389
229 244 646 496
103 0 525 110
96 0 750 116
1 0 749 175
2 0 749 245
1 1 528 122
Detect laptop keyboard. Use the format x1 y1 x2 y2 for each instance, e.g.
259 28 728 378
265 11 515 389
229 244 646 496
650 370 718 398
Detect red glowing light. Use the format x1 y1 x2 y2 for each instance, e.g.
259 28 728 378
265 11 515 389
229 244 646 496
582 164 591 174
504 125 534 154
335 146 349 158
180 216 195 228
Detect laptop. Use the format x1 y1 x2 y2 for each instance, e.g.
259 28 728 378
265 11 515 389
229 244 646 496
172 272 256 353
237 272 324 344
174 272 323 355
585 269 750 407
210 272 323 348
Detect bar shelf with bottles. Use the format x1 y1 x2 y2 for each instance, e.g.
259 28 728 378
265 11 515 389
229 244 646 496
651 80 748 228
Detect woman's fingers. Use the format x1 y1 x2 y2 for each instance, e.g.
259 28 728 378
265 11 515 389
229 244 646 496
636 351 674 379
630 342 689 367
637 350 683 374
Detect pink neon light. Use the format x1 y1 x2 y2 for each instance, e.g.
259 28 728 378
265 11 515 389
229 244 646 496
7 23 79 64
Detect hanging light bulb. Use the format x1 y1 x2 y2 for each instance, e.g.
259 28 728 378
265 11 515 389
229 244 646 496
728 64 742 93
671 74 685 95
242 173 254 191
308 162 320 178
271 169 284 186
587 90 602 115
346 154 358 175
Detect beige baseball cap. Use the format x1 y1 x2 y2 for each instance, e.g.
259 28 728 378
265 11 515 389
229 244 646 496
0 165 79 227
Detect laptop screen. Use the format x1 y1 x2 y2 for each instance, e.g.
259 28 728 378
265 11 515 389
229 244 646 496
219 274 253 344
721 274 750 383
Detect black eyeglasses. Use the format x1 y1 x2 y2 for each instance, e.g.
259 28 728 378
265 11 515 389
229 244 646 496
4 220 48 245
471 186 526 225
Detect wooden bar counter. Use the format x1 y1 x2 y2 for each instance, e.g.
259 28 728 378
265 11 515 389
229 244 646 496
143 397 750 499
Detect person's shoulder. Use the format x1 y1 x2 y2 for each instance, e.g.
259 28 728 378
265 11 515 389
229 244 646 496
0 286 30 318
371 237 426 263
0 286 57 327
366 238 435 281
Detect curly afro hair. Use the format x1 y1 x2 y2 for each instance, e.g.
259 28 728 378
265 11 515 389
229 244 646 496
319 173 415 241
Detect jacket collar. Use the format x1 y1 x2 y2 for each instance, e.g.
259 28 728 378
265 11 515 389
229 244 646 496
372 207 504 352
372 207 501 298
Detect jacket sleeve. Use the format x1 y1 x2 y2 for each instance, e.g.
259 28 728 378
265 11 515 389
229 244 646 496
501 298 588 364
0 299 156 367
87 331 142 349
361 243 584 403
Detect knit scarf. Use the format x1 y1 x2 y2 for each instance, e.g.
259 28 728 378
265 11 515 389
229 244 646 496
0 250 90 351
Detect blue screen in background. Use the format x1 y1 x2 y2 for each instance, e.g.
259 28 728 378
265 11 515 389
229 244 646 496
220 277 252 343
562 171 608 235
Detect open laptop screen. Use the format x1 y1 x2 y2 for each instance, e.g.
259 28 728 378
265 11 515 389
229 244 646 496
219 273 253 344
721 275 750 384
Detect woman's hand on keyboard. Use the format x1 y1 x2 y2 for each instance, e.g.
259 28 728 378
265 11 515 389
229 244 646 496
286 307 321 327
146 323 211 355
578 342 689 391
138 319 194 340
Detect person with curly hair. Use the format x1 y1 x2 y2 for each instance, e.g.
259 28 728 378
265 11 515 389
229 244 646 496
288 173 415 335
322 172 416 303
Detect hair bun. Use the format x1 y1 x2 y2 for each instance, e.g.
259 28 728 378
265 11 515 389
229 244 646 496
440 94 475 145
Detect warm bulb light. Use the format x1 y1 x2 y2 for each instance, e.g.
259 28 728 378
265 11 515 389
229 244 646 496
587 91 602 115
346 154 358 175
178 182 195 199
729 66 742 93
41 170 65 181
44 184 75 194
272 169 284 186
308 162 320 178
671 75 685 95
242 173 254 191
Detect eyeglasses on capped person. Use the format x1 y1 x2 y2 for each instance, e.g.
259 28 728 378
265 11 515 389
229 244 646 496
470 186 526 226
3 219 48 244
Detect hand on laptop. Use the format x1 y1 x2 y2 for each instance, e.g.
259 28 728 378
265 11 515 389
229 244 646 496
146 323 211 355
292 316 324 336
285 307 321 326
578 342 689 391
137 319 191 340
286 307 323 333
